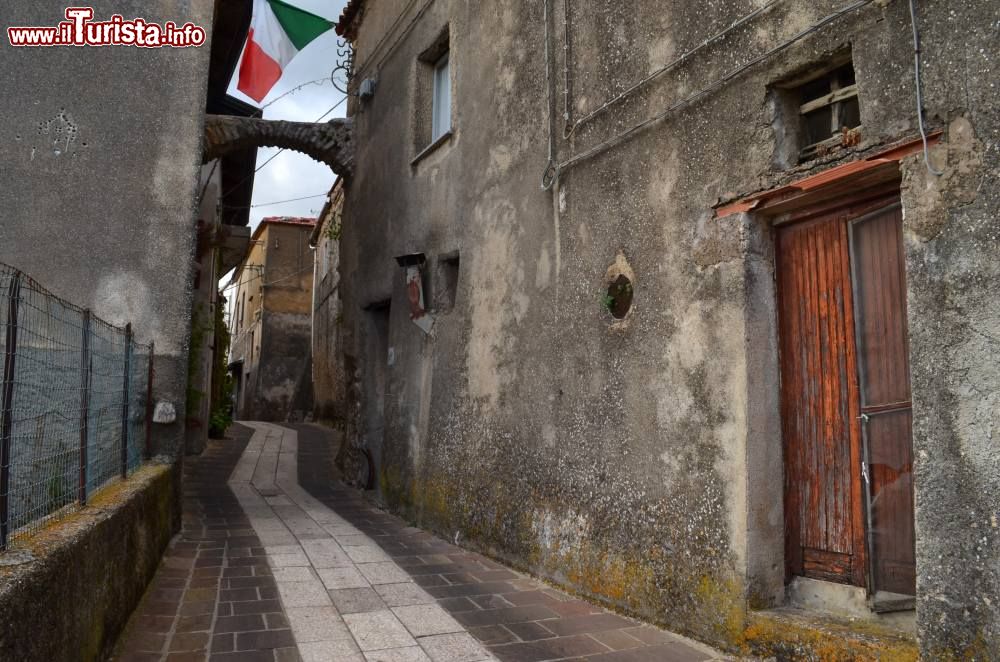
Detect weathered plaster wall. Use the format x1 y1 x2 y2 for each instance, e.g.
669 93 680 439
0 1 214 458
312 205 348 425
339 0 998 655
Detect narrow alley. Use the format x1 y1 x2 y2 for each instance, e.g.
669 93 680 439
114 425 725 662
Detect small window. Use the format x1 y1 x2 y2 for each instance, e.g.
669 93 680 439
771 57 862 167
413 27 451 158
435 252 460 312
432 53 451 142
795 62 860 161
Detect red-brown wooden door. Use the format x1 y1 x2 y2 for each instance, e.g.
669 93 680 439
776 192 915 596
777 210 866 587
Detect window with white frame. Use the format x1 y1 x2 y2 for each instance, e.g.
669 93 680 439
413 27 451 158
431 52 451 142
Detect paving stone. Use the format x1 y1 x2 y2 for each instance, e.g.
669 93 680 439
582 643 711 662
298 639 365 662
176 614 213 633
343 545 393 564
437 596 480 612
285 606 354 643
211 634 234 653
232 599 284 615
276 580 332 608
392 604 464 637
503 621 556 642
236 628 296 651
317 566 369 590
271 566 316 583
344 610 419 651
542 613 635 637
374 582 436 607
417 632 492 662
214 614 265 634
266 613 290 629
454 604 562 628
168 632 209 652
468 625 519 646
329 586 387 614
490 634 608 662
269 551 311 568
357 562 415 585
589 628 646 651
364 646 434 662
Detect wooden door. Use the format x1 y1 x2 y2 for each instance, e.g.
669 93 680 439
848 203 916 597
776 212 866 587
776 192 916 597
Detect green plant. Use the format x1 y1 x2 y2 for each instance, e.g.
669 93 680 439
208 292 235 438
186 304 209 417
601 293 616 312
325 212 343 241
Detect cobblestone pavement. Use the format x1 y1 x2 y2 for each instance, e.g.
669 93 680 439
113 425 298 662
115 423 729 662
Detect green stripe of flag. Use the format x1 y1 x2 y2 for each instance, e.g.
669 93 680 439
267 0 334 51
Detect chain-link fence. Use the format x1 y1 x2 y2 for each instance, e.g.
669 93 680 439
0 263 153 550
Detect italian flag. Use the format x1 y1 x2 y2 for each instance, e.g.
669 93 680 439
238 0 334 103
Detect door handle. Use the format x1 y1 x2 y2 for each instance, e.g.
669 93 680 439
858 413 870 423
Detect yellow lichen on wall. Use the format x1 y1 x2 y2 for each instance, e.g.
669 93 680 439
740 611 919 661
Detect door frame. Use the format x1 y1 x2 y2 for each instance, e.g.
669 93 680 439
771 179 910 597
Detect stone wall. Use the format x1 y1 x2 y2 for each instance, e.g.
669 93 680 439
0 465 177 662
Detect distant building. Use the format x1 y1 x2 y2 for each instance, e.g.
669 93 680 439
309 180 347 426
228 217 316 422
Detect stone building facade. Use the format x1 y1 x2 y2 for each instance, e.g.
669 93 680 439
0 1 216 458
333 0 999 658
229 217 316 422
310 180 349 426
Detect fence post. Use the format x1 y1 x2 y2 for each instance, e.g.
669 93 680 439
145 342 154 460
79 311 91 505
120 323 132 479
1 274 22 550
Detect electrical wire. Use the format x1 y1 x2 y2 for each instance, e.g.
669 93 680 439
221 192 330 210
222 264 313 294
564 0 783 138
260 76 333 110
908 0 943 176
551 0 876 179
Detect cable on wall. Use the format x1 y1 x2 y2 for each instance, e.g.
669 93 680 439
541 0 559 190
907 0 943 176
547 0 876 183
563 0 784 139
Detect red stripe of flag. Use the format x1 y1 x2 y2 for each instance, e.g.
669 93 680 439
238 28 283 103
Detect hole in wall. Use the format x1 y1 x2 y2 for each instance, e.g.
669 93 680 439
606 274 633 319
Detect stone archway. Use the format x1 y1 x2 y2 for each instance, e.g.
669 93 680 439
203 115 354 177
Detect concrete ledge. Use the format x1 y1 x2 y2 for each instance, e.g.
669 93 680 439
0 464 178 662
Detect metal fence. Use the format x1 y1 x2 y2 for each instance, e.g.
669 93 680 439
0 263 153 550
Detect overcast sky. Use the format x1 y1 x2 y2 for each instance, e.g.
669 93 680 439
226 0 350 229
